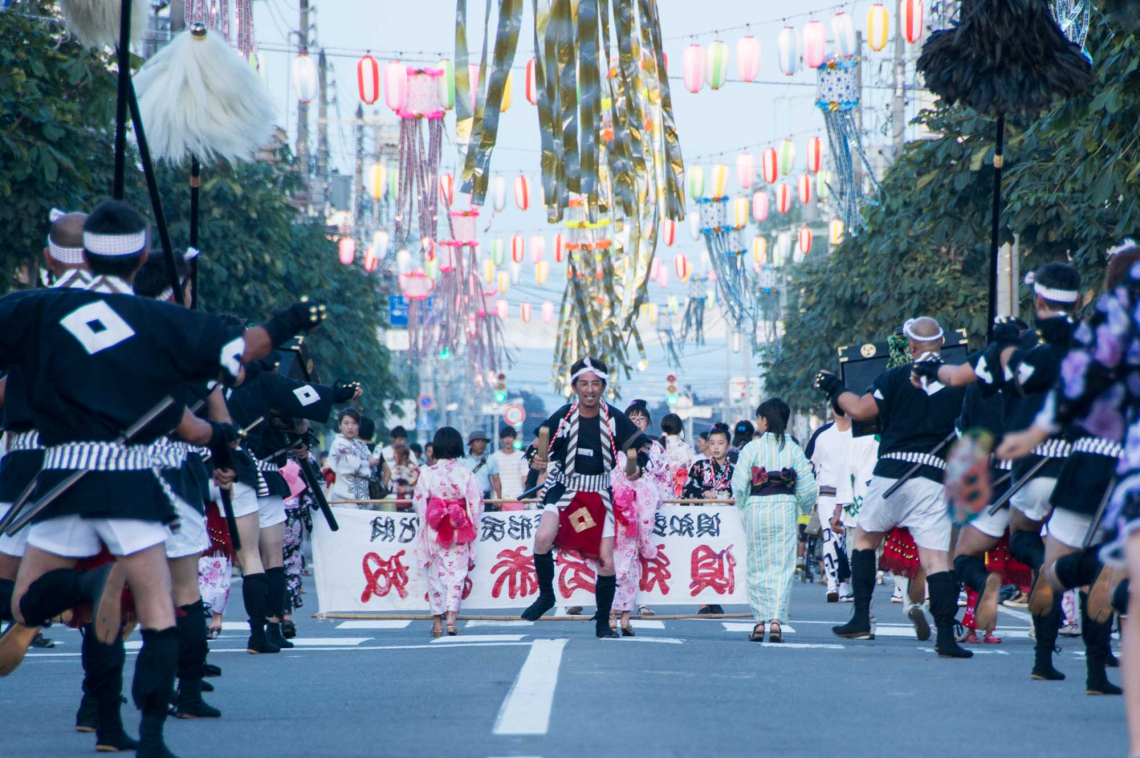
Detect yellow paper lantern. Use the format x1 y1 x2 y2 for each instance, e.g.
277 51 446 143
365 163 385 201
867 3 890 52
830 218 845 246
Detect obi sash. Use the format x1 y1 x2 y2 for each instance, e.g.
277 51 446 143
749 466 797 497
425 497 476 547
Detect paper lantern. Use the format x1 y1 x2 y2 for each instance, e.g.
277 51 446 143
437 59 455 110
778 139 796 175
492 237 505 266
687 165 704 199
705 40 729 90
293 54 318 104
438 244 459 272
401 269 435 299
688 210 701 240
554 233 565 262
520 302 532 323
498 271 511 294
491 174 507 212
733 196 750 228
675 253 691 281
383 61 408 111
396 248 411 274
777 27 799 76
511 234 525 263
500 70 512 112
735 152 755 190
806 136 823 173
425 258 440 281
799 227 813 256
709 163 728 199
530 235 545 263
761 148 778 184
867 3 890 52
736 35 761 82
832 12 857 58
363 245 377 273
752 236 767 266
797 173 813 205
525 58 538 106
776 232 791 266
647 304 659 324
817 170 832 200
439 174 455 207
657 267 670 288
482 258 494 284
338 237 355 265
650 258 661 281
901 0 924 44
358 54 380 105
663 218 676 247
514 174 530 211
388 165 399 199
366 163 385 201
372 230 390 260
802 20 827 69
536 260 549 285
542 301 554 323
830 218 845 246
752 191 769 223
467 63 481 112
683 43 703 93
776 183 792 214
496 299 509 319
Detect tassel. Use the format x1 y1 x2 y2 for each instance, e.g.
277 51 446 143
133 24 275 165
60 0 148 50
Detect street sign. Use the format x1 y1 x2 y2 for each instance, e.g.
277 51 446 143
417 394 435 411
674 405 713 420
480 404 501 415
388 295 409 328
385 329 410 352
503 404 526 426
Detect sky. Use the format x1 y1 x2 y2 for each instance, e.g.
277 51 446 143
248 0 935 418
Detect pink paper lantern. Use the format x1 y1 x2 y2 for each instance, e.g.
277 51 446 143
761 147 779 184
802 20 827 69
383 61 408 112
338 237 355 265
658 267 670 287
542 301 555 323
496 299 509 319
736 35 761 82
682 44 703 93
752 191 769 223
530 235 545 263
358 55 380 105
735 152 755 191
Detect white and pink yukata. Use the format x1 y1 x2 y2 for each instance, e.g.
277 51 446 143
412 459 484 615
610 444 669 612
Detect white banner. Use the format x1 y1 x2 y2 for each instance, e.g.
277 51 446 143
312 505 748 614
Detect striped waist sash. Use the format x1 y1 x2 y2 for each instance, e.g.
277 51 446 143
881 451 946 471
43 441 182 471
1032 440 1072 460
1071 437 1123 459
6 430 41 452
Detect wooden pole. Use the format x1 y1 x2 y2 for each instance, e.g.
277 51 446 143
987 115 1006 341
312 612 752 621
112 0 133 199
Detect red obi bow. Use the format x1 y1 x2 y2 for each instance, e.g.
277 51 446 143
425 497 476 547
612 489 638 539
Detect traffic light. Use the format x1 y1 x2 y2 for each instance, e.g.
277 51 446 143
666 374 679 406
494 372 508 404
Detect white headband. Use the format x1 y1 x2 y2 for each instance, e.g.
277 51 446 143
1108 239 1138 258
570 358 609 384
902 318 944 343
1024 272 1079 304
47 234 86 265
84 230 147 257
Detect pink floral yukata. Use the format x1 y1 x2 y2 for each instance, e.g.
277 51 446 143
412 459 485 615
611 444 669 612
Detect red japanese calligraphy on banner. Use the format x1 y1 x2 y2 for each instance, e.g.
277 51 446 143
689 544 736 596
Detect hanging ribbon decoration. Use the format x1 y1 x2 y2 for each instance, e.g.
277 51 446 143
816 56 882 236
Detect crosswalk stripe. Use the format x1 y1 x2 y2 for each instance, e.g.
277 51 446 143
629 620 665 629
493 639 567 736
336 620 413 630
466 620 535 628
433 634 526 643
288 637 372 646
721 622 796 634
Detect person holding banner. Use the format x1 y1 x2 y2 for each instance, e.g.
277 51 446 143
731 399 817 643
412 427 484 638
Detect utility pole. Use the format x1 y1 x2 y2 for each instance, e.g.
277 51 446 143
316 48 330 215
890 8 907 162
296 0 311 205
352 104 365 246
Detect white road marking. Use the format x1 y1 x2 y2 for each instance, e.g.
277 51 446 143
220 621 250 631
760 643 845 650
466 620 535 628
432 634 527 643
335 620 413 630
998 605 1033 622
919 647 1009 655
721 622 796 634
493 639 568 736
614 637 683 645
25 642 535 660
287 637 372 646
629 620 665 629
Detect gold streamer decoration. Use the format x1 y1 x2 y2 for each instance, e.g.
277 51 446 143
454 0 686 397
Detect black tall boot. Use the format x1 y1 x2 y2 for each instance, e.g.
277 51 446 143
833 549 876 639
75 682 97 733
133 627 181 758
521 552 556 621
241 573 279 655
83 623 138 751
1031 594 1066 681
0 577 13 623
1054 548 1101 590
1011 530 1054 615
929 571 973 659
594 575 618 639
175 601 220 718
264 567 294 649
1082 591 1123 695
1113 577 1131 616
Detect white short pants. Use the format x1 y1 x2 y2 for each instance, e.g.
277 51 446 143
1047 507 1100 549
968 504 1011 539
543 502 616 539
229 482 260 519
257 495 286 529
165 496 208 559
1009 476 1056 523
857 475 951 551
0 502 28 558
27 515 170 558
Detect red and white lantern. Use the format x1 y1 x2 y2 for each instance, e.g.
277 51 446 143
736 35 761 82
383 61 408 111
363 245 377 272
797 173 813 205
776 183 792 214
357 54 380 105
525 58 538 105
521 302 532 323
650 258 661 281
735 152 755 191
511 234 525 263
439 173 455 206
514 174 530 211
752 191 769 223
554 233 566 263
761 147 779 184
662 218 677 247
901 0 925 44
806 136 823 173
799 226 813 256
675 253 691 282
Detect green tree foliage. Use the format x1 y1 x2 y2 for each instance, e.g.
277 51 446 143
768 14 1140 412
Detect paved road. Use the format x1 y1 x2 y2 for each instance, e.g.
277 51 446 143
4 578 1127 758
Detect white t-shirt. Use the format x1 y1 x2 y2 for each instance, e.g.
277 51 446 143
808 423 854 510
490 448 529 500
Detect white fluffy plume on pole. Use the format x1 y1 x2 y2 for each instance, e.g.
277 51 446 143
60 0 148 50
133 25 276 165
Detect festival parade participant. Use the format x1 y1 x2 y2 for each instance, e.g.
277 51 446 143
805 409 854 602
682 423 735 501
659 411 695 496
913 263 1082 677
520 357 652 638
731 399 817 642
412 427 484 638
0 201 327 757
814 316 972 658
